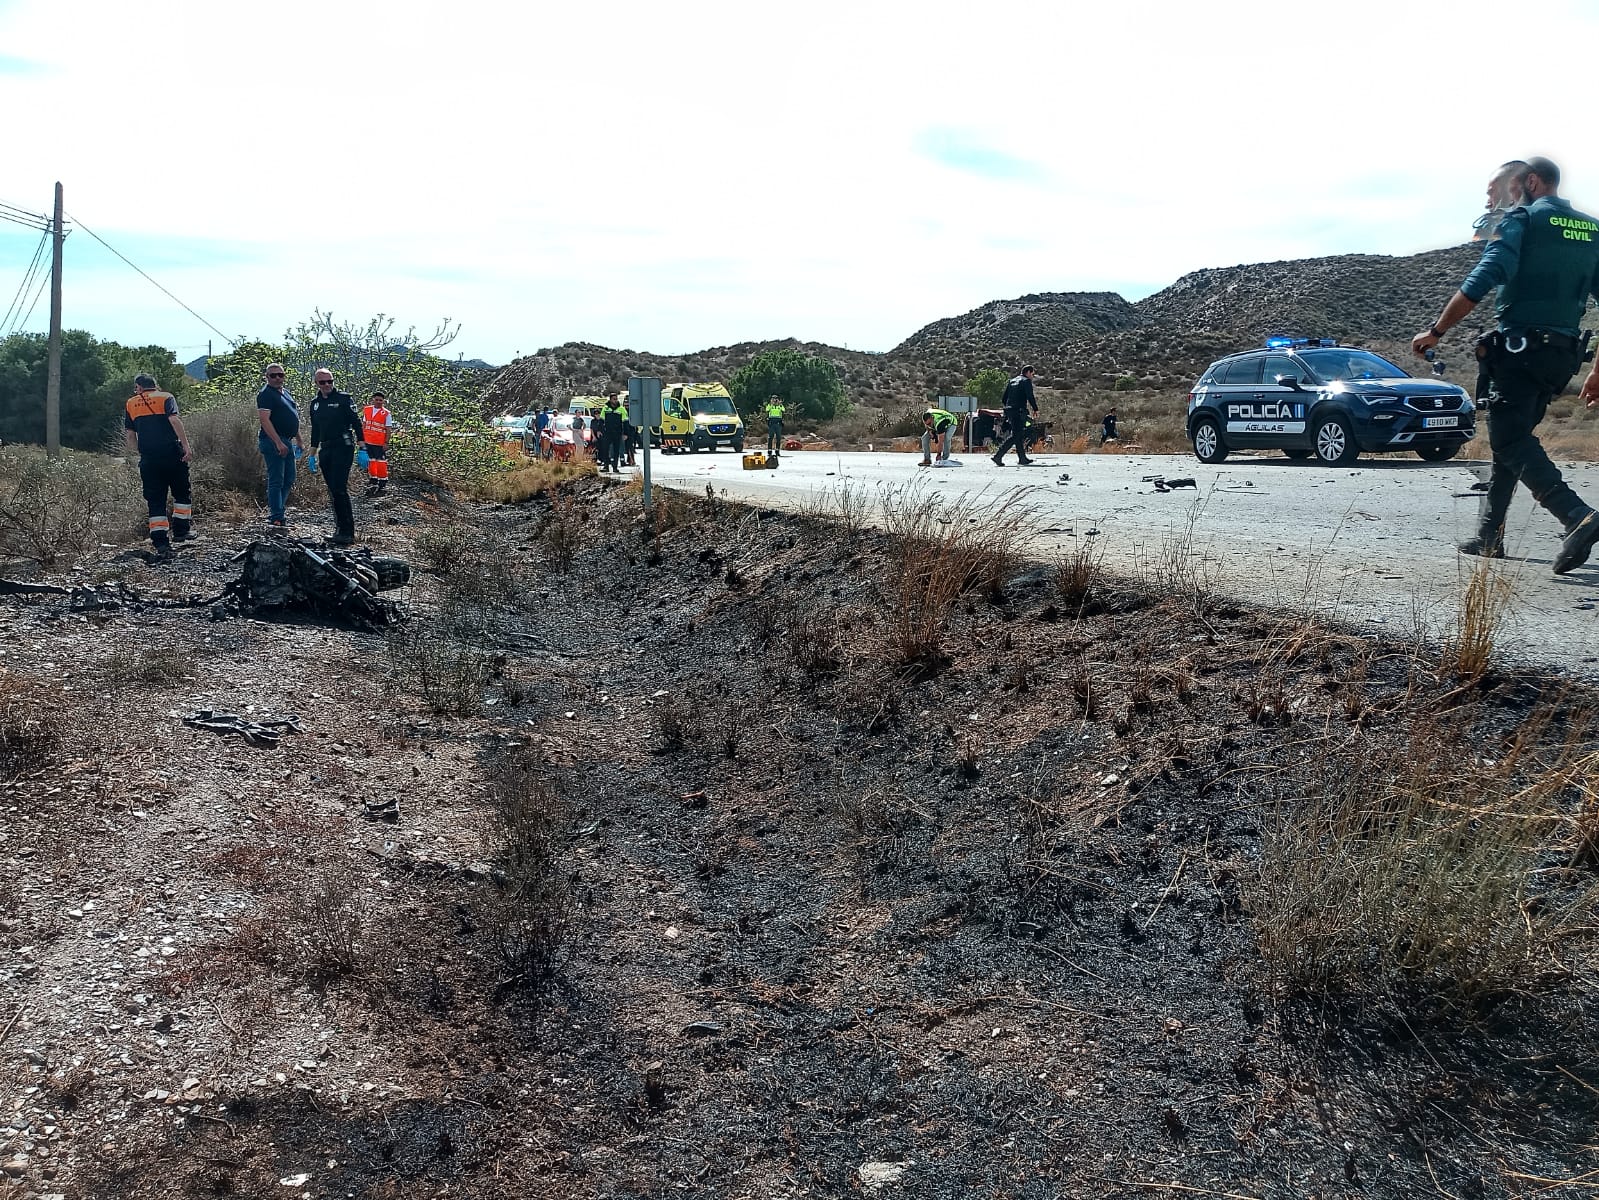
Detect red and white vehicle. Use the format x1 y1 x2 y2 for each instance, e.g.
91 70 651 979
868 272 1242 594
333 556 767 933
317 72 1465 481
526 413 596 462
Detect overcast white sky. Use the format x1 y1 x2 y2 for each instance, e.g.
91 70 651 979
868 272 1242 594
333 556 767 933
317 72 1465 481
2 0 1597 366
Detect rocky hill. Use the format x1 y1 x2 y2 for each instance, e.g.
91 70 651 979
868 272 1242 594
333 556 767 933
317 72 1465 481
488 242 1507 411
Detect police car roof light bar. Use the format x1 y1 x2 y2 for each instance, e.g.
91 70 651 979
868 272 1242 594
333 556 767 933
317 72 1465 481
1264 336 1339 349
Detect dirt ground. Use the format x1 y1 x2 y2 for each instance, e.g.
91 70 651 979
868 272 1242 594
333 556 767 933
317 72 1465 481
1 478 1597 1200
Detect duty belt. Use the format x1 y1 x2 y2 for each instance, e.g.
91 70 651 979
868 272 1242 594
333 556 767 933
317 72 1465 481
1499 328 1588 354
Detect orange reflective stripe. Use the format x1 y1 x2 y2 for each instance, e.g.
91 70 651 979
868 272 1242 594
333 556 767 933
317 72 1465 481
148 516 170 530
172 504 192 519
369 459 389 479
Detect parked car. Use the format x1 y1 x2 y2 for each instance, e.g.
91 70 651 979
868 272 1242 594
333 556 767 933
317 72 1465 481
526 413 594 462
1186 338 1475 466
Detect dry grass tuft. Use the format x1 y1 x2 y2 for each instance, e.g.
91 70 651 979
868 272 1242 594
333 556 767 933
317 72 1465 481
880 482 1033 668
1256 710 1599 1006
1443 557 1516 679
472 457 593 503
0 447 138 566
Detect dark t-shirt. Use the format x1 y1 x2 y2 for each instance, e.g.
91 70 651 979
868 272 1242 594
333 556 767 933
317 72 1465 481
257 384 300 439
603 408 625 436
124 390 181 456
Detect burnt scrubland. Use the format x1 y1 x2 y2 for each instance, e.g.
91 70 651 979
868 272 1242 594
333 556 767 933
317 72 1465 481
1 474 1598 1199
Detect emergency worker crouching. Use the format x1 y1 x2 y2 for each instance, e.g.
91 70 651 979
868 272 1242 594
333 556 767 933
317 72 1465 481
1412 156 1599 573
920 407 961 467
124 372 194 557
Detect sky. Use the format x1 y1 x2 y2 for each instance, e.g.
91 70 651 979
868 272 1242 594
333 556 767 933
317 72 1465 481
2 0 1598 367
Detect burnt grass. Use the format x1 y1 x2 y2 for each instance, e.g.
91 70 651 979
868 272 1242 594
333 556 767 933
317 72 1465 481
25 478 1599 1200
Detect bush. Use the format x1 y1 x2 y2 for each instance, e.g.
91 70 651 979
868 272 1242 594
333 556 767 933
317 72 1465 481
182 405 263 503
1112 374 1137 391
0 447 137 566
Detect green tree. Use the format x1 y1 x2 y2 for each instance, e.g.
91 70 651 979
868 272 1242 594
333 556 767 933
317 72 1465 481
0 332 191 450
728 349 847 422
965 367 1009 409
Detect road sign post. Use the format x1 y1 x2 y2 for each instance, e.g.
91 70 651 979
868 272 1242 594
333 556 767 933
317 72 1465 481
940 395 976 452
629 376 663 509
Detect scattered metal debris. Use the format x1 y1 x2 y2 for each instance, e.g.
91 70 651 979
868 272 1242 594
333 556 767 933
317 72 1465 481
181 709 302 749
1142 475 1198 493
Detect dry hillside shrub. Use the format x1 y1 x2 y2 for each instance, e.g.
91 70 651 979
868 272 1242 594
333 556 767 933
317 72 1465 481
472 457 593 503
0 447 137 566
0 670 66 777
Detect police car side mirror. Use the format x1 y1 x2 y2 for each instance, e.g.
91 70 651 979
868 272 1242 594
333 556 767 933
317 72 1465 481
1274 374 1304 391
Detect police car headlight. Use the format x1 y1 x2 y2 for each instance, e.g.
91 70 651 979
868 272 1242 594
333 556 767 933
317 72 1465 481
1359 394 1396 406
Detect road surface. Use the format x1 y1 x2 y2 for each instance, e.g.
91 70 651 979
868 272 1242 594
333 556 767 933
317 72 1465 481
643 447 1599 679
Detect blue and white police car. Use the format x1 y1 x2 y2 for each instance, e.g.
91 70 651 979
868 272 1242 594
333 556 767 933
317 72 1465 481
1186 338 1475 466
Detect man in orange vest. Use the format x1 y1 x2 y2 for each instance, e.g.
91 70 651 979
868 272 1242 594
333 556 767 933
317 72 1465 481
361 391 392 496
123 372 194 557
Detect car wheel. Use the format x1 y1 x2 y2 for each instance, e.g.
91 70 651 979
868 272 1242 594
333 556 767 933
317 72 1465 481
1191 418 1228 464
1314 416 1359 466
731 438 743 453
1284 448 1313 461
1416 443 1459 462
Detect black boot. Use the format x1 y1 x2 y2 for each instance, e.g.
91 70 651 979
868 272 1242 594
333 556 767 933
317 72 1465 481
1555 507 1599 575
1458 532 1505 559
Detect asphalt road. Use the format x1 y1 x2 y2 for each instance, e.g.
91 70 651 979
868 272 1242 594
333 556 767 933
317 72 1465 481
643 446 1599 679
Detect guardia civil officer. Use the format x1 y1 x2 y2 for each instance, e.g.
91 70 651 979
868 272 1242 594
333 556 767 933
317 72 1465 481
123 372 194 557
1413 157 1599 574
765 395 785 452
920 407 960 467
307 368 365 546
991 366 1041 467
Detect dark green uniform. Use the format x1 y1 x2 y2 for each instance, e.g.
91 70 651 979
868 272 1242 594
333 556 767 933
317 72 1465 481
1460 195 1599 546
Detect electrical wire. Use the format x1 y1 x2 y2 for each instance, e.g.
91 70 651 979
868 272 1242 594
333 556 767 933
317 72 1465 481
0 199 52 231
0 230 48 336
14 265 49 333
65 210 236 348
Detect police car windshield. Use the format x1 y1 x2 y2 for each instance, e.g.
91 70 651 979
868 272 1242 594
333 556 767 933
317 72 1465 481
692 397 736 416
1298 349 1408 382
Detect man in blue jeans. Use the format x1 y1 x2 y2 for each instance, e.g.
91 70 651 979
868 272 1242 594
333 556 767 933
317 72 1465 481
256 363 304 530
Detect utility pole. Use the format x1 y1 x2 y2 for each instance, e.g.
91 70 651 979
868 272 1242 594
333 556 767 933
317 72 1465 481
44 182 63 457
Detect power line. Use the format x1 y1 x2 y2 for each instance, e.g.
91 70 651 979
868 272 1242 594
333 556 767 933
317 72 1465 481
0 230 48 335
65 210 237 349
14 265 49 334
0 199 53 232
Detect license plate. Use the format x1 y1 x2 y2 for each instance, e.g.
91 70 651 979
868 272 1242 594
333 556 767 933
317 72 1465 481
1423 416 1459 429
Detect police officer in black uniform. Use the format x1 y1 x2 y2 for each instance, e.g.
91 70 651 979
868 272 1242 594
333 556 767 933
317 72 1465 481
307 368 366 546
991 365 1041 467
1413 156 1599 574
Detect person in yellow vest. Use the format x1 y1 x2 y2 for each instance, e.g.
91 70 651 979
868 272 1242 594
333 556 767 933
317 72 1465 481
361 391 392 495
123 372 194 557
765 395 785 452
920 407 962 468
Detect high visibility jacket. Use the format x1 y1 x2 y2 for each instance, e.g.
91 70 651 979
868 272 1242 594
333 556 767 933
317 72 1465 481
923 408 956 433
362 404 392 445
765 400 785 419
124 389 181 455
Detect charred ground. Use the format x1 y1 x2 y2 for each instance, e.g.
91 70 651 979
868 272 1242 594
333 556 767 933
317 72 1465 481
2 478 1597 1200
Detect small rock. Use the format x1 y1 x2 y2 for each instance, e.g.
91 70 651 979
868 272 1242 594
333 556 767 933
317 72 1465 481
858 1161 910 1191
682 1020 723 1038
279 1174 311 1188
2 1156 28 1176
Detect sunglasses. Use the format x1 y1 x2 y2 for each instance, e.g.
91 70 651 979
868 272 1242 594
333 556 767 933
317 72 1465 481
267 372 285 378
316 379 333 385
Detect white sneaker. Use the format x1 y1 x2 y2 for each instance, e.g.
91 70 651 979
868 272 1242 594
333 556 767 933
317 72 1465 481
931 459 953 468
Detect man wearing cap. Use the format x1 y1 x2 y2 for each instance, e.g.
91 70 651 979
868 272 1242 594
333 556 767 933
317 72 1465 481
123 371 194 557
1413 156 1599 573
